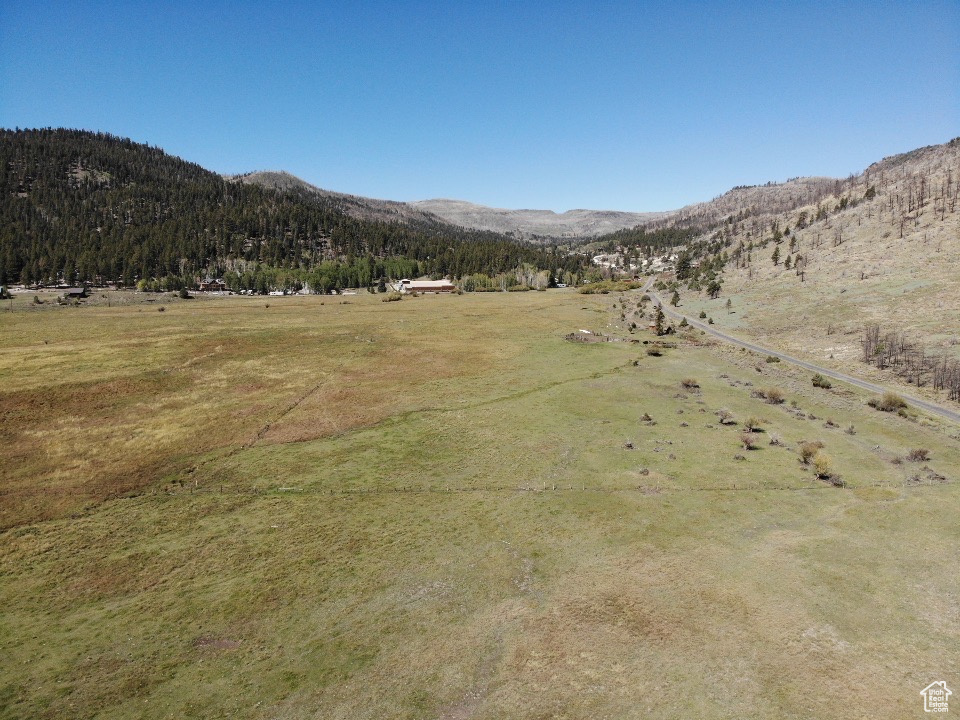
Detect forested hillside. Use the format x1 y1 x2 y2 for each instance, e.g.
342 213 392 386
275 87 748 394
0 129 583 290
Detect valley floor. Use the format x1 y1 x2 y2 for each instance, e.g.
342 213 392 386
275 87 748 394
1 291 958 719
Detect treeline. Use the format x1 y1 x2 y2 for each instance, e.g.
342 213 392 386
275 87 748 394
593 226 698 256
862 324 960 401
0 128 584 286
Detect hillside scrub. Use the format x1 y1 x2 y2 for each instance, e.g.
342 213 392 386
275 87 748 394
869 392 908 412
577 280 643 294
812 373 832 389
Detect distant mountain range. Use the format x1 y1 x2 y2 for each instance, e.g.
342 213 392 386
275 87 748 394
230 171 668 242
409 199 670 240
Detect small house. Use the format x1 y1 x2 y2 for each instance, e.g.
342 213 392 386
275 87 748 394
62 287 89 299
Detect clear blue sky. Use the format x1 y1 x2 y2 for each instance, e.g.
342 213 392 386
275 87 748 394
1 1 957 212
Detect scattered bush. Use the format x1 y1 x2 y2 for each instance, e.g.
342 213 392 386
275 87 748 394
679 317 688 328
765 355 781 363
157 306 166 312
699 310 707 319
764 387 785 404
906 448 930 462
708 318 714 324
869 392 907 412
33 295 43 304
812 373 832 389
845 424 856 435
381 292 403 302
646 347 663 357
740 432 758 450
716 409 736 425
768 433 783 446
680 378 700 390
812 452 833 478
799 440 824 464
744 416 764 432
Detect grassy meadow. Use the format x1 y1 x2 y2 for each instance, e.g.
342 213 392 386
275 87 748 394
1 289 959 719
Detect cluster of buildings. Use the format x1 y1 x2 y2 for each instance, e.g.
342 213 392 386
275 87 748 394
591 253 679 274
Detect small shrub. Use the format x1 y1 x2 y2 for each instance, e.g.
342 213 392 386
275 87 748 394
33 295 43 304
869 392 907 412
744 416 764 432
708 317 714 324
699 310 707 319
812 452 833 478
740 432 758 450
906 448 930 462
381 292 403 302
646 347 663 357
157 306 165 312
812 373 832 389
764 387 785 404
679 317 688 327
845 424 856 435
799 441 824 464
765 355 780 363
716 409 735 425
768 433 782 446
680 378 700 390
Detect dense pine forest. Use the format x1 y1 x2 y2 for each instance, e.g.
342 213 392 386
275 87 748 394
0 129 585 291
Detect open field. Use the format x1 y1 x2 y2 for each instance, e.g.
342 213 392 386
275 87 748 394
2 290 959 719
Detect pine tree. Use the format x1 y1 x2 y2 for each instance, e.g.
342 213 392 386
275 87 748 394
655 305 665 335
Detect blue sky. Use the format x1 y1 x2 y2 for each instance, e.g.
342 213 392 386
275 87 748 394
1 1 957 211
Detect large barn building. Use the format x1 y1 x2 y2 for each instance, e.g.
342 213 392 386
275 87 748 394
395 279 457 294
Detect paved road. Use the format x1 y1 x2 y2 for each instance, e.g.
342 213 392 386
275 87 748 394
642 281 960 425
